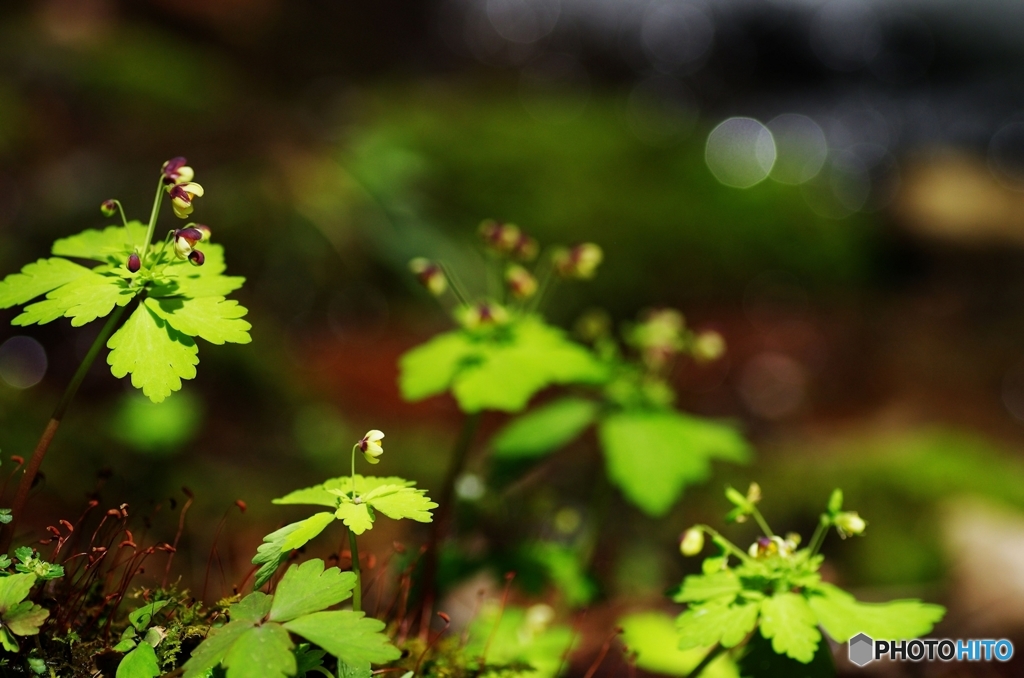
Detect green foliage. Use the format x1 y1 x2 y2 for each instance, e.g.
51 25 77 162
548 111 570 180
671 488 945 665
0 574 48 652
399 317 607 413
736 633 835 678
116 643 161 678
619 611 738 678
13 547 64 581
0 177 250 402
492 398 599 459
183 560 398 678
111 392 202 453
599 411 751 517
463 604 575 678
254 474 436 588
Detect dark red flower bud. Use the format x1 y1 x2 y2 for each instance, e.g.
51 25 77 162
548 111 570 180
188 250 205 267
100 199 118 217
127 252 141 273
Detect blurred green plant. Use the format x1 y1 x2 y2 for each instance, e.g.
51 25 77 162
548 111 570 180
111 392 202 454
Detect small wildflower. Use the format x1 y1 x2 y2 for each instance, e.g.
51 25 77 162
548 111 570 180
629 308 686 370
748 535 794 559
505 265 538 299
173 228 204 259
359 430 384 464
167 182 204 219
161 157 195 185
100 199 118 217
693 330 726 363
553 243 603 279
409 258 448 296
457 302 509 329
834 511 867 538
479 220 522 255
127 252 141 273
680 528 704 556
188 250 205 267
512 233 539 262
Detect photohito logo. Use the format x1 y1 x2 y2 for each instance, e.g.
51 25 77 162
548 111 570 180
848 633 1014 666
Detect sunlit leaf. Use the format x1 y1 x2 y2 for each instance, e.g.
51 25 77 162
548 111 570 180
398 330 475 401
51 222 147 263
620 611 739 678
12 272 133 327
222 624 296 678
145 296 251 345
492 398 599 459
335 502 373 535
807 583 944 643
0 258 90 309
252 513 336 589
270 560 357 623
107 304 199 403
283 611 401 670
759 593 821 664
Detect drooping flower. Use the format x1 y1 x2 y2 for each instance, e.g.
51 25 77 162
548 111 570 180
628 308 686 370
409 258 448 296
101 199 118 217
188 250 205 267
161 157 195 185
168 182 204 219
359 430 384 464
680 528 704 556
173 227 204 259
479 220 522 255
193 224 212 242
457 302 509 329
512 233 539 262
834 511 867 538
553 243 603 279
505 265 538 299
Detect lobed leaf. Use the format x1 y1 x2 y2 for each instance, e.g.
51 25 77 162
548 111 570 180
807 583 944 643
0 574 34 613
51 222 147 263
181 620 254 678
759 593 821 664
673 571 742 603
274 475 415 508
145 296 252 345
12 272 134 327
335 502 374 535
222 624 296 678
398 330 475 401
270 560 357 623
621 611 739 678
0 258 90 309
283 610 400 671
363 485 437 523
116 643 161 678
677 598 758 650
252 513 337 589
106 304 199 403
230 593 273 623
492 398 599 459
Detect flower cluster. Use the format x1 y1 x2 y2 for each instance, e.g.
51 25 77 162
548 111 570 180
173 224 212 266
626 307 725 373
162 157 204 219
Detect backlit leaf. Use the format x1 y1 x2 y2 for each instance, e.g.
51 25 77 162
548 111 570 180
107 304 199 403
270 560 357 622
252 513 337 589
759 593 821 664
283 610 400 670
222 624 295 678
51 222 148 263
12 272 133 327
145 296 252 345
807 583 944 643
0 258 90 309
492 398 599 459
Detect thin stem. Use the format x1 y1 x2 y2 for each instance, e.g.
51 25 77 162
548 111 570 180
351 444 359 499
108 200 130 230
808 515 830 557
749 505 774 538
1 303 128 552
142 177 166 265
310 668 336 678
688 644 725 678
696 525 755 565
526 251 556 315
349 529 362 613
437 260 472 308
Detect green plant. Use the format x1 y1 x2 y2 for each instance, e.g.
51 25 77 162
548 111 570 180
664 486 945 676
492 308 750 516
0 574 50 653
0 158 251 542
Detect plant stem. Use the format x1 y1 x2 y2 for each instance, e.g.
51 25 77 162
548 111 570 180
349 528 362 613
749 505 775 538
688 644 725 678
696 525 755 565
142 177 165 265
1 303 128 551
808 515 830 557
351 444 359 499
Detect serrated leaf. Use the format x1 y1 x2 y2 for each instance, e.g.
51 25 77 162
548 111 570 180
677 597 758 650
599 410 751 516
4 601 48 636
51 222 148 262
295 644 327 677
492 398 599 459
13 272 134 327
0 258 91 309
273 475 415 508
230 593 273 623
116 643 161 678
283 610 400 670
737 631 836 678
807 583 944 643
673 571 742 603
223 624 296 678
145 296 251 345
182 620 254 678
398 330 475 401
335 502 374 535
252 513 337 589
107 304 199 403
622 612 740 678
270 560 357 623
759 593 821 664
362 485 437 523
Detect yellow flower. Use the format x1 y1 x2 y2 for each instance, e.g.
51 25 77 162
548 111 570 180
168 182 204 219
554 243 603 279
680 528 704 556
161 157 195 185
359 429 384 464
505 265 538 299
409 258 448 296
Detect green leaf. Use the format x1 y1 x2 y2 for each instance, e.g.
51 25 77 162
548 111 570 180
270 560 357 622
51 222 148 262
294 644 327 677
398 330 475 401
283 610 400 669
0 628 16 652
107 304 199 403
673 571 742 603
156 245 244 298
759 593 821 664
335 502 374 535
492 398 599 459
116 643 161 678
599 410 751 516
826 489 843 514
737 631 836 678
620 611 739 678
677 597 758 650
182 621 254 678
273 475 414 508
463 604 576 678
0 574 34 612
525 543 597 607
12 272 134 327
0 258 90 309
807 583 944 643
145 296 252 345
362 484 437 523
222 624 296 678
252 513 337 589
230 593 273 623
3 601 49 637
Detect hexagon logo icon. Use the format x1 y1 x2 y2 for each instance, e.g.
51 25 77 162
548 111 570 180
849 633 874 667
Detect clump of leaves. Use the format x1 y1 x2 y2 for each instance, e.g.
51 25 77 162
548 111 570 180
666 486 945 675
492 308 750 516
0 574 49 653
0 157 250 403
183 559 398 678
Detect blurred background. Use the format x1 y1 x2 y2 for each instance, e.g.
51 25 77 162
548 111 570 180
3 0 1024 674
